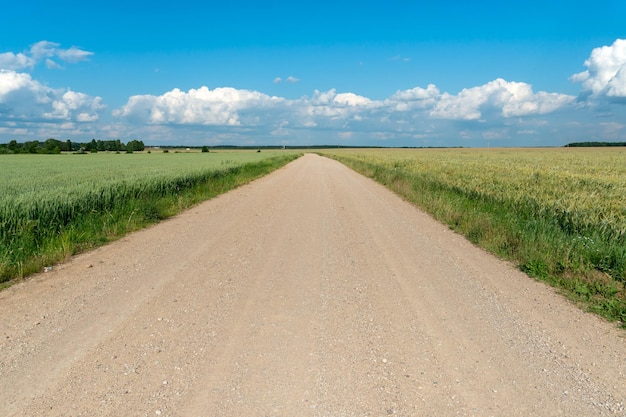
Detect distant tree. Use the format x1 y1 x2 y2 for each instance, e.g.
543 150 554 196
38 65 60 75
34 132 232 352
8 140 19 152
100 140 110 151
201 146 209 153
44 138 62 154
127 140 145 152
24 140 40 154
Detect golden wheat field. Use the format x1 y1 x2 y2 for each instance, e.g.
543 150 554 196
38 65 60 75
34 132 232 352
320 147 626 241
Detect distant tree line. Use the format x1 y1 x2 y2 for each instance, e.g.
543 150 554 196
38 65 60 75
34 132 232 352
0 138 145 154
565 141 626 147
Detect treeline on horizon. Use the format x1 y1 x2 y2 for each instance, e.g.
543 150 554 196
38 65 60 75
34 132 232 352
159 145 459 150
0 138 145 154
565 141 626 147
2 139 624 154
0 142 404 154
0 141 381 154
158 145 387 150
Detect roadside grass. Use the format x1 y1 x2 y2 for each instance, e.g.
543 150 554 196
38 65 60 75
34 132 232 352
0 152 301 286
319 148 626 327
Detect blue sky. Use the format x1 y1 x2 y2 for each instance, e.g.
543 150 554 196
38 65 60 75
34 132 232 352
1 0 626 147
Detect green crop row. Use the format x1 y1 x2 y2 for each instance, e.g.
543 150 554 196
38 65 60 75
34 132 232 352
318 147 626 326
0 151 300 284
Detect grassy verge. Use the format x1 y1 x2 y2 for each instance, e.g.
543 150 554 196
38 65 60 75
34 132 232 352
320 152 626 327
0 153 300 288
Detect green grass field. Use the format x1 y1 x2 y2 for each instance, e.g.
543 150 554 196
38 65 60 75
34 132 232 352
0 150 300 285
2 151 290 198
318 147 626 325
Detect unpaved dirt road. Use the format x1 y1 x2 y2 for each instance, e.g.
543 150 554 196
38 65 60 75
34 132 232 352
1 154 624 416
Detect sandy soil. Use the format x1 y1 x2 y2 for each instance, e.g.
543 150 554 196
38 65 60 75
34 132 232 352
0 154 624 416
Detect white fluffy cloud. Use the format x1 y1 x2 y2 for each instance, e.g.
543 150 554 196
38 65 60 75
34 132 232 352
108 79 579 148
113 86 284 126
387 84 440 111
0 70 105 122
294 89 382 125
114 80 573 131
2 38 606 145
45 90 105 122
114 86 386 130
0 42 102 137
0 41 93 71
309 89 378 108
571 38 626 99
430 79 575 120
0 52 35 71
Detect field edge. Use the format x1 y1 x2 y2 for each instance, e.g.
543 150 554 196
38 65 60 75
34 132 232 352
0 153 302 289
319 151 626 327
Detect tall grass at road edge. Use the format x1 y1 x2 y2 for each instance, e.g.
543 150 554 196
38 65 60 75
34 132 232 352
320 149 626 327
0 153 301 287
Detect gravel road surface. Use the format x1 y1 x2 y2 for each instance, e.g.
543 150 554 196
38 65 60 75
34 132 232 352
1 154 624 416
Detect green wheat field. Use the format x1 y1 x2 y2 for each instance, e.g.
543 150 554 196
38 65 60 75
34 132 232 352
0 150 299 284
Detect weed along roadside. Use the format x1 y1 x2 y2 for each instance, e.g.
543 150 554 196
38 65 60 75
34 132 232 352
0 151 301 287
318 148 626 326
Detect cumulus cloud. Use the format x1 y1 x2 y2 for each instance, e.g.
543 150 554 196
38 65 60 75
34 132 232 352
0 41 93 71
113 86 284 126
0 70 105 122
309 89 377 108
0 52 35 70
296 89 383 124
388 84 440 111
113 79 573 137
44 90 105 121
430 79 574 120
571 38 626 99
